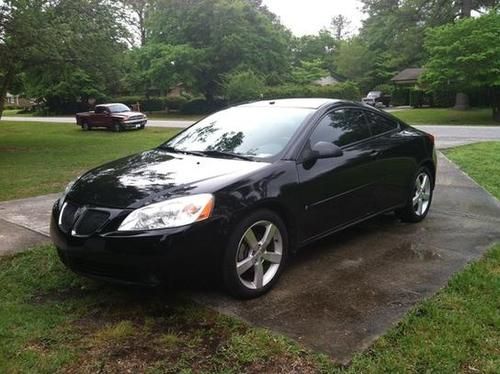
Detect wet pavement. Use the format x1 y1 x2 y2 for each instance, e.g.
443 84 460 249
194 153 500 363
1 153 499 363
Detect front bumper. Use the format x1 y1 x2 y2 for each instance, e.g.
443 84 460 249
50 199 227 286
121 119 147 129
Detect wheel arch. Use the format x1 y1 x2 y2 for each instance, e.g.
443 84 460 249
233 200 299 254
419 159 436 189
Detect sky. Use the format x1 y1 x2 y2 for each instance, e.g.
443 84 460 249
262 0 365 36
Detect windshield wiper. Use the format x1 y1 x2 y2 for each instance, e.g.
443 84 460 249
160 146 207 157
200 150 253 161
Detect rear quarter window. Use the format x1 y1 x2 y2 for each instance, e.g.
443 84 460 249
365 111 398 136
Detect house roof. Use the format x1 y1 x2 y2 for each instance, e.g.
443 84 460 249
391 68 425 84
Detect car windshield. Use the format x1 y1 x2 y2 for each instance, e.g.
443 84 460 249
367 91 381 98
108 104 131 113
162 106 314 160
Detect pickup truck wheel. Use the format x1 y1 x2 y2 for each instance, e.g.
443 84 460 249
112 122 122 132
81 121 90 131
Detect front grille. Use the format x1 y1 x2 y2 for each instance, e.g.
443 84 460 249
59 202 80 233
73 210 110 236
129 115 143 121
59 201 111 236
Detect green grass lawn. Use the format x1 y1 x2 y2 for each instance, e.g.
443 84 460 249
392 107 498 125
445 142 500 199
2 109 202 121
0 121 180 201
0 128 499 372
1 109 35 117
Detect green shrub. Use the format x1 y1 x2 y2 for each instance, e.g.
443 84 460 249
223 70 265 104
165 96 188 111
409 89 424 108
110 96 190 112
180 98 227 115
262 81 361 101
392 87 410 106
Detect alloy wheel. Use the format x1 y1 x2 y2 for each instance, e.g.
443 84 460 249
413 172 431 216
235 220 283 290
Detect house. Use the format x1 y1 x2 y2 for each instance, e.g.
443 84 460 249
391 68 428 107
5 92 33 109
391 68 425 86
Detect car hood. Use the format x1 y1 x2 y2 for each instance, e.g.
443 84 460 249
67 149 270 208
112 111 145 119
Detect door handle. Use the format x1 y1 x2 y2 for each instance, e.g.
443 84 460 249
370 150 380 157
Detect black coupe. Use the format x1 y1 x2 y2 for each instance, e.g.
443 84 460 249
51 99 436 298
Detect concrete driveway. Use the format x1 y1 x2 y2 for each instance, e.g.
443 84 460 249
1 153 499 362
195 153 500 363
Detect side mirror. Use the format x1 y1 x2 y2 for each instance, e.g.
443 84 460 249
303 141 343 164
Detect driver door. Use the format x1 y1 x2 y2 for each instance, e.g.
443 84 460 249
93 106 109 125
297 108 378 240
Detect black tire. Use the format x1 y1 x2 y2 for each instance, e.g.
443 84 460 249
112 122 122 132
81 121 90 131
396 166 433 223
223 209 288 299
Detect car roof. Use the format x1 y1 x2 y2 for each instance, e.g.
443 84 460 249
96 103 127 107
240 98 341 110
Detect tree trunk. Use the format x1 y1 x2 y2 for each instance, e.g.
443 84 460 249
461 0 472 18
0 68 15 120
453 92 469 110
454 0 473 110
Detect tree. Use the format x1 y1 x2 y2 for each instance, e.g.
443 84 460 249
330 14 351 40
422 11 500 121
125 43 205 96
335 37 374 92
356 0 500 90
120 0 152 46
0 0 128 117
222 70 265 103
290 30 337 79
291 59 329 85
148 0 292 100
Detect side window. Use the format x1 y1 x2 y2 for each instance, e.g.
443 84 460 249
309 108 371 147
95 106 104 114
365 111 398 136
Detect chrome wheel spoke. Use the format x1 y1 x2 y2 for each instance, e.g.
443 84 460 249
235 220 284 290
412 194 419 206
262 251 282 264
417 198 424 215
421 175 429 191
237 256 255 276
260 223 277 250
413 172 432 217
244 228 258 248
254 261 264 289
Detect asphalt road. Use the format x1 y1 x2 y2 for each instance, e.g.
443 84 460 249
3 116 500 148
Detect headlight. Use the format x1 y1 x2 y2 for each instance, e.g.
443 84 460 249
118 194 214 231
58 178 78 208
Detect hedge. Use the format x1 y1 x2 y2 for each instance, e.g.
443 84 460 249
262 81 361 101
109 96 189 112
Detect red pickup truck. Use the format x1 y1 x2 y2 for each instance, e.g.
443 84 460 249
76 103 147 132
